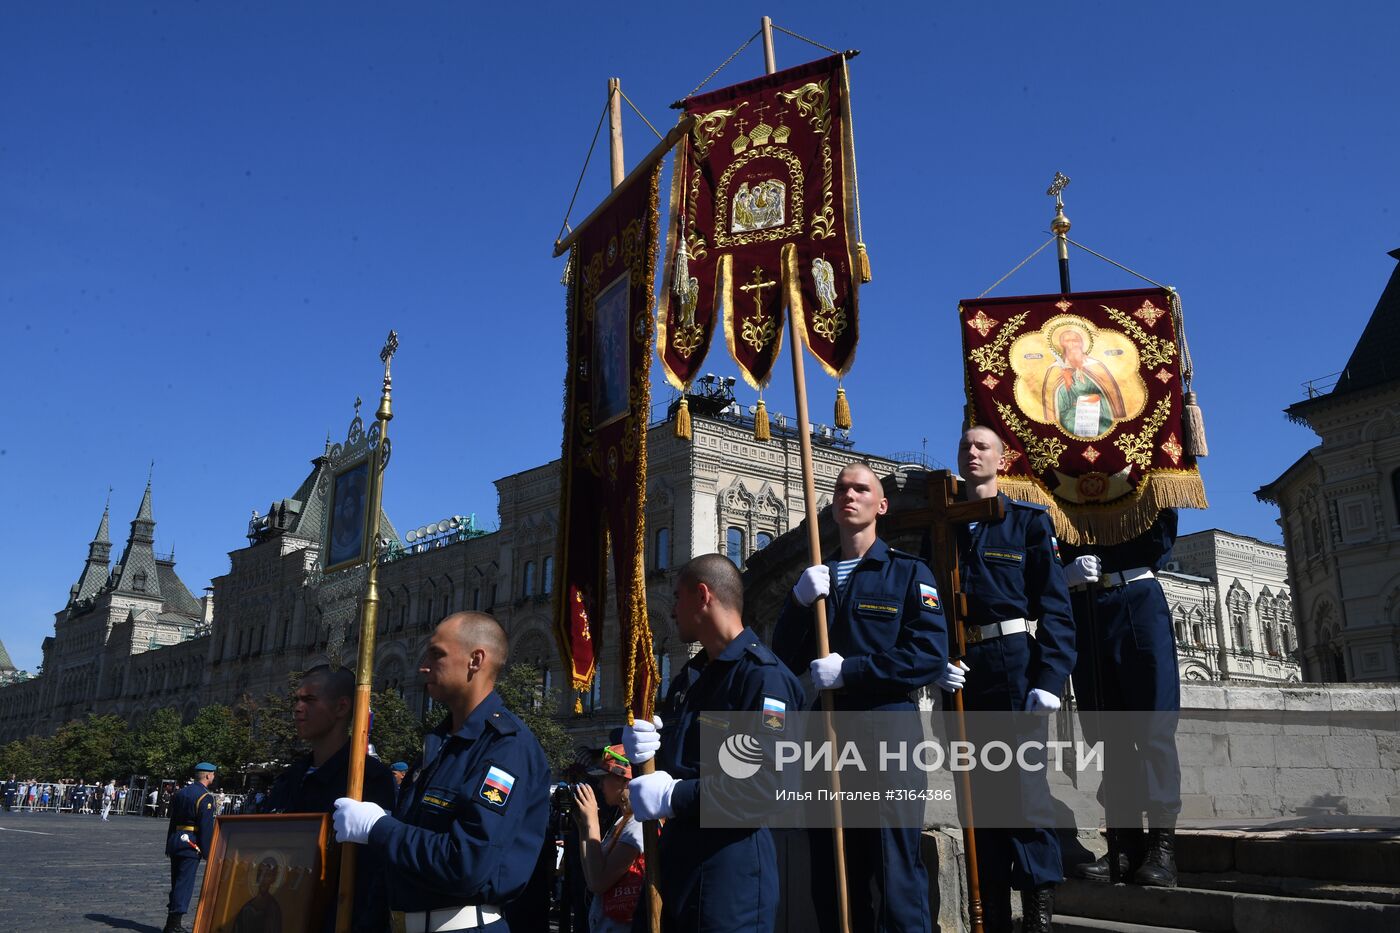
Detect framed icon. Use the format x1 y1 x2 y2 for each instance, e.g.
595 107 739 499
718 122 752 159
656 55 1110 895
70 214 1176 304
193 813 333 933
324 458 371 573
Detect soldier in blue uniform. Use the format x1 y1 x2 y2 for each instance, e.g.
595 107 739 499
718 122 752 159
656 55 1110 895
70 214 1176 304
263 664 396 932
3 774 16 811
624 553 804 933
935 426 1076 932
162 762 217 933
1061 509 1181 886
334 612 550 933
771 461 948 933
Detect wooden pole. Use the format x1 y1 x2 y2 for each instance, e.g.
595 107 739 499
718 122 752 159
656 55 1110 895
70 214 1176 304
335 331 398 933
605 80 665 933
761 16 852 933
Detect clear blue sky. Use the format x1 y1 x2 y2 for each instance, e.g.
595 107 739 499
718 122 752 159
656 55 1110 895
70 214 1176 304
2 2 1397 672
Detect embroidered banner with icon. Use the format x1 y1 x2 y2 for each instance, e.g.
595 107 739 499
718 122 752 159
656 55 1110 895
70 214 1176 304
960 287 1207 545
658 54 863 395
555 165 660 720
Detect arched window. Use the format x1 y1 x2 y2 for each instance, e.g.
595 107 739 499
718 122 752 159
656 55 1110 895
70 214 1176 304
755 531 773 551
655 528 672 570
522 562 536 598
542 557 554 595
726 527 745 568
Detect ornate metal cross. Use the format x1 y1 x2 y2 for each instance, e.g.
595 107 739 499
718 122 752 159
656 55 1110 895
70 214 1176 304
380 330 399 369
1046 171 1071 210
740 266 777 315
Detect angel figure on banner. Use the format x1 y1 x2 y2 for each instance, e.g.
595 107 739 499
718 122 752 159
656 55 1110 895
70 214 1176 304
1040 320 1128 437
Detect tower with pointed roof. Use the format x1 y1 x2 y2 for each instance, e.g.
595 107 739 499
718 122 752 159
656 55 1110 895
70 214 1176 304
70 499 112 606
1258 247 1400 683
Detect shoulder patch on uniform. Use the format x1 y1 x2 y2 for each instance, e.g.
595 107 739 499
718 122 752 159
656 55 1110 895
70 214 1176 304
1011 498 1048 512
1051 537 1062 561
478 766 515 809
762 697 787 732
919 583 940 610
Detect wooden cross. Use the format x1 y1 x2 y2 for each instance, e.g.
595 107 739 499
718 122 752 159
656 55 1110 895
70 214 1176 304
883 469 1004 933
740 266 777 315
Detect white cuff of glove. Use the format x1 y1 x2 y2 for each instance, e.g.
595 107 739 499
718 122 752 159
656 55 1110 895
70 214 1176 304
628 771 679 821
1064 555 1102 586
810 653 845 690
793 565 831 608
622 715 663 764
935 660 968 692
1025 688 1061 713
333 797 386 844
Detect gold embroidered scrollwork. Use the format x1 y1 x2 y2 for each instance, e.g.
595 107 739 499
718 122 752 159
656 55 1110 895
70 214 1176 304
778 79 835 240
1104 305 1177 370
997 401 1068 473
671 321 703 357
969 311 1029 376
1113 396 1172 470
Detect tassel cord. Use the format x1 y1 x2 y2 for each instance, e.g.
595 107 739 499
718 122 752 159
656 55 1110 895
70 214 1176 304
683 29 762 99
770 22 842 54
976 237 1057 299
618 87 664 140
841 57 868 274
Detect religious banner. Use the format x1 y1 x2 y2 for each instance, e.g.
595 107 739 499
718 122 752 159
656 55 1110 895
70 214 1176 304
960 287 1207 545
555 164 661 721
658 54 864 412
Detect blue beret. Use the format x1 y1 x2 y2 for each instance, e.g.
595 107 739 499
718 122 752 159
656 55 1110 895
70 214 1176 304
194 762 218 772
391 761 409 772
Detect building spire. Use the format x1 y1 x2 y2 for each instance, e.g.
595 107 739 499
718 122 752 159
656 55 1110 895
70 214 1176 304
73 494 114 602
114 478 161 598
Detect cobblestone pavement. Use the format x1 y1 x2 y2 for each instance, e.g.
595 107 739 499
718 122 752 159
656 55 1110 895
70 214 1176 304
0 810 202 932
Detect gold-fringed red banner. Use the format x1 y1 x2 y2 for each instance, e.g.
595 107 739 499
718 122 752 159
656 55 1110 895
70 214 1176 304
555 164 661 721
960 287 1207 545
658 54 863 392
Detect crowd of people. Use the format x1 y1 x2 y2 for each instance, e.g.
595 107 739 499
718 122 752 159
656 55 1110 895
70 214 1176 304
129 433 1182 932
1 775 266 820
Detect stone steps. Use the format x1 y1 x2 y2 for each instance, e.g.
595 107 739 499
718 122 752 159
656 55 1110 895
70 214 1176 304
1174 829 1400 886
1177 870 1400 906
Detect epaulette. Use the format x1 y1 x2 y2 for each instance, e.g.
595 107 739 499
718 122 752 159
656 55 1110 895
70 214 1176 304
888 546 922 561
1010 499 1048 512
485 709 521 735
744 641 779 666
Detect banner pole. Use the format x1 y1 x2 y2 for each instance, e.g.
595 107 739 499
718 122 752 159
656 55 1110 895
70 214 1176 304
335 331 398 933
762 15 853 933
1050 171 1072 293
608 79 665 933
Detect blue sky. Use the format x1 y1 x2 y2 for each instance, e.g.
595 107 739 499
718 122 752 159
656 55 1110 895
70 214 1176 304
2 2 1397 672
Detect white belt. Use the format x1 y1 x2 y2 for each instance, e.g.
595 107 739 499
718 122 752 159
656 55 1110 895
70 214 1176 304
1070 566 1155 591
397 905 502 932
966 617 1028 645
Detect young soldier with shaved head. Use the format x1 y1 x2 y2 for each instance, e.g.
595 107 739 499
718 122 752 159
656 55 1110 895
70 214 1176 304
334 612 549 933
936 426 1076 932
622 553 803 933
772 461 948 933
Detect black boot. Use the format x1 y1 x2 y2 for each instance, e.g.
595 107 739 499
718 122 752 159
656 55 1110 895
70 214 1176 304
161 913 187 933
977 889 1013 933
1020 884 1056 933
1074 828 1142 883
1133 828 1178 887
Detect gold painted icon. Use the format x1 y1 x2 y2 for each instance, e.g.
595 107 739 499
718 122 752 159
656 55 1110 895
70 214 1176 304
1010 314 1146 440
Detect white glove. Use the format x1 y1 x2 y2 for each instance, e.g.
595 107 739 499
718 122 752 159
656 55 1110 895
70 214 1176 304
1025 688 1061 713
628 771 680 821
936 661 968 692
1064 555 1101 587
333 798 386 844
623 715 663 764
810 653 845 690
793 565 830 607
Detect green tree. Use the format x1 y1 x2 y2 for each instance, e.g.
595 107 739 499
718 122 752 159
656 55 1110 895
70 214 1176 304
126 707 185 779
0 734 56 779
243 684 301 773
495 663 571 773
181 704 254 782
51 714 129 780
369 689 421 766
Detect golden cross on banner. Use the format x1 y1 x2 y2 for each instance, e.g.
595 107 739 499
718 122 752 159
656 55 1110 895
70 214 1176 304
740 266 777 315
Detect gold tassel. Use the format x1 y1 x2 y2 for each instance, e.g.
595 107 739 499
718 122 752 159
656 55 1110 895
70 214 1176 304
754 398 771 442
1182 390 1209 458
574 693 584 715
834 386 852 430
855 242 872 284
674 396 692 440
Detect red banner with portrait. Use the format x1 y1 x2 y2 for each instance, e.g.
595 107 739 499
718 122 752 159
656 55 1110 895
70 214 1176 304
555 165 660 720
960 287 1207 545
657 54 863 392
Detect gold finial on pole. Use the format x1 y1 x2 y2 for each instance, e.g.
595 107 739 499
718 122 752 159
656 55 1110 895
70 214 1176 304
1047 171 1072 293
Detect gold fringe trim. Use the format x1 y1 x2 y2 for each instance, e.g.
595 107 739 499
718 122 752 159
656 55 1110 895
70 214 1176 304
754 398 771 441
998 470 1209 547
674 395 692 440
834 386 852 430
656 118 692 392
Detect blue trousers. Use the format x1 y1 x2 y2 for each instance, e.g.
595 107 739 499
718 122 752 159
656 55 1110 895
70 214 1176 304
167 856 199 914
1070 582 1181 825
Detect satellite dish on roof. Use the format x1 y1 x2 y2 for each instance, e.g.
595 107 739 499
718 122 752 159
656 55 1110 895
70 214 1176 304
448 516 460 528
417 526 429 539
405 530 417 542
437 520 450 533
